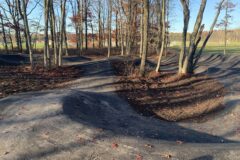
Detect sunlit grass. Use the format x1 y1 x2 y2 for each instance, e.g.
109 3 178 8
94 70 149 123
170 41 240 55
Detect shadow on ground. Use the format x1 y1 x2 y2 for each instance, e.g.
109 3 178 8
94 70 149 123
62 90 236 144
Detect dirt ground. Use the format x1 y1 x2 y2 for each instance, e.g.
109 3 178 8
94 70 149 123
0 53 240 160
0 65 82 99
112 59 226 121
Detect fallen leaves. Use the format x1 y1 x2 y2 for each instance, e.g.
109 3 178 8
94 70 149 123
0 65 82 99
115 60 226 122
144 144 154 148
235 128 240 135
41 132 50 139
111 143 119 149
161 154 172 159
136 154 143 160
4 151 9 155
176 140 184 145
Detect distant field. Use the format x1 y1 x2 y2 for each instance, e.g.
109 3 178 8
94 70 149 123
170 41 240 55
0 42 45 50
1 41 240 55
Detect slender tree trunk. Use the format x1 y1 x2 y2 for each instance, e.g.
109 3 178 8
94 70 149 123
84 0 88 50
0 12 9 53
50 0 58 65
120 20 124 56
80 0 84 52
140 0 144 57
156 0 166 72
126 1 132 55
20 0 33 67
178 0 190 74
44 0 50 68
117 0 124 56
164 0 170 57
115 11 118 48
64 27 69 56
19 31 22 52
8 28 13 51
181 0 207 74
98 0 102 48
224 0 228 55
139 0 149 77
91 22 94 48
107 0 112 58
193 0 225 66
59 0 67 66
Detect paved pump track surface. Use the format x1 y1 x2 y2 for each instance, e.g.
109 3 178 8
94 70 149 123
0 54 240 160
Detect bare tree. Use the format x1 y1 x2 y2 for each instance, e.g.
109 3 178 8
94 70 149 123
179 0 225 74
17 0 33 67
59 0 67 66
108 0 112 58
139 0 144 57
0 11 9 53
156 0 166 72
139 0 149 76
44 0 50 68
50 0 58 65
217 0 236 55
84 0 88 50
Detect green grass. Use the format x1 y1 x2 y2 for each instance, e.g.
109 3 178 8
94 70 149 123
1 41 240 55
170 41 240 55
0 42 45 50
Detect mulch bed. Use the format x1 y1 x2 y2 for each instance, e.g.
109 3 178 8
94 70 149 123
111 60 226 122
0 65 82 99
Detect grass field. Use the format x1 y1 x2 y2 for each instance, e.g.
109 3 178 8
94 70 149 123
0 42 45 50
170 41 240 55
1 41 240 55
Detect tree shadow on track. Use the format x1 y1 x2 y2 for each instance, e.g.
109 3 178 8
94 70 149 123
62 90 238 144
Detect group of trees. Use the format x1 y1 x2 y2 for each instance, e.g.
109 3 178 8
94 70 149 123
0 0 233 75
139 0 227 75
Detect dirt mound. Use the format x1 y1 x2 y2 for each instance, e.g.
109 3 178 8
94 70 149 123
112 58 226 121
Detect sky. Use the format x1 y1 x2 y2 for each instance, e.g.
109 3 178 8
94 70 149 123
170 0 240 32
25 0 240 33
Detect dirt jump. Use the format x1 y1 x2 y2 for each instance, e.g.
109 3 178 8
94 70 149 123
0 53 240 160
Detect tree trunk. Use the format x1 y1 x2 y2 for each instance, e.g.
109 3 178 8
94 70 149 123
140 0 144 57
181 0 207 74
107 0 112 58
8 28 13 51
156 0 166 72
43 0 50 68
98 0 102 48
126 1 132 55
224 0 228 55
59 0 67 66
193 0 225 66
91 22 94 48
139 0 149 77
178 0 190 74
64 27 69 56
50 0 58 65
0 12 9 54
115 11 118 48
118 0 124 56
84 0 88 50
20 0 33 67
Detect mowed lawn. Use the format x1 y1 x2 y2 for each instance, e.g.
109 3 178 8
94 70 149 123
1 41 240 55
0 42 45 50
170 41 240 55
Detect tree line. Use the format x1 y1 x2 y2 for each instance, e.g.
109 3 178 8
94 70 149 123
0 0 232 75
